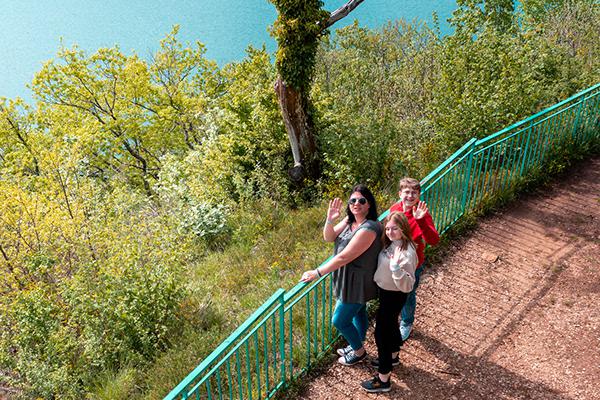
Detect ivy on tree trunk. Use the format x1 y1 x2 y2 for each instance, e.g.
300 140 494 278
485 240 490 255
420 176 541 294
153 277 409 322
269 0 365 182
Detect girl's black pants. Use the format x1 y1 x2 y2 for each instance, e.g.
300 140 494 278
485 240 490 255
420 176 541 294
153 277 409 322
374 287 408 374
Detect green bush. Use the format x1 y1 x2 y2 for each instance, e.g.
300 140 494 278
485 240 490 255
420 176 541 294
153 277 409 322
313 20 441 192
1 261 185 398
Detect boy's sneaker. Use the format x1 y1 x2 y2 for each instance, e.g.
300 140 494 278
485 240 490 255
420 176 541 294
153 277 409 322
336 344 352 356
338 350 367 366
370 355 400 367
400 322 413 341
361 375 391 393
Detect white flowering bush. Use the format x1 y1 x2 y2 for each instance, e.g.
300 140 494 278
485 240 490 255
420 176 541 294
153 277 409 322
180 201 230 245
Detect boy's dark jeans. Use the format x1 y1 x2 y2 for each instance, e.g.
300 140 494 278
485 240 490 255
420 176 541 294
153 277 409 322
401 260 426 325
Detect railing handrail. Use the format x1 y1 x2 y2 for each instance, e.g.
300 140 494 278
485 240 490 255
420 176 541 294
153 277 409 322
476 82 600 147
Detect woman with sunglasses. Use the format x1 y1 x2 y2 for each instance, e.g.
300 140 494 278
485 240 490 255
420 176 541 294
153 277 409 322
301 184 381 366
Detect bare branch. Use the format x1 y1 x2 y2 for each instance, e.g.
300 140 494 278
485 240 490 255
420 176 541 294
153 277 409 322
130 99 158 115
0 243 15 275
324 0 365 29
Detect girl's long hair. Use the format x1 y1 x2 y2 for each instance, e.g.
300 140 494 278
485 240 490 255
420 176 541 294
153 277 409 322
382 211 417 251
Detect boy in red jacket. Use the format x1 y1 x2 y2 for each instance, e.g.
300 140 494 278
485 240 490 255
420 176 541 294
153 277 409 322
389 177 440 340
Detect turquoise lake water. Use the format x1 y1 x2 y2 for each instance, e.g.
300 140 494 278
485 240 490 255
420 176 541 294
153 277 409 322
1 0 457 101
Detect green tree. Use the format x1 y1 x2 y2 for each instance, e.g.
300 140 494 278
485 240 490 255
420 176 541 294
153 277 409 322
31 26 221 196
312 21 441 189
158 47 295 206
520 0 567 24
450 0 516 36
539 0 600 87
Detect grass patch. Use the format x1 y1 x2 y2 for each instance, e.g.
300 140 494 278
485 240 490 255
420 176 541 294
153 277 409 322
89 367 140 400
114 201 334 399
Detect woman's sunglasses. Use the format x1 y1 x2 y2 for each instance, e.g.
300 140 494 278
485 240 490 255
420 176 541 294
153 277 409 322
348 197 367 205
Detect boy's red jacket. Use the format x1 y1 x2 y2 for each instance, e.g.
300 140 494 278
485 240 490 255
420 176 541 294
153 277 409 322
390 203 440 267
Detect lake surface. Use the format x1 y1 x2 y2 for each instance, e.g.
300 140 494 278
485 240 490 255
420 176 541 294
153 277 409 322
1 0 456 102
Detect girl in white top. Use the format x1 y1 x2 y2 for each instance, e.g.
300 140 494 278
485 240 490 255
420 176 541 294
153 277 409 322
361 211 418 393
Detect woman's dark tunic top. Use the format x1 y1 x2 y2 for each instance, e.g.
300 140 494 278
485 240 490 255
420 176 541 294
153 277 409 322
332 219 382 304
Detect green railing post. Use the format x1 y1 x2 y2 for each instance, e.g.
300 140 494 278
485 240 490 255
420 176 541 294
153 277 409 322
572 95 586 141
279 291 286 390
519 120 534 177
305 296 311 369
460 138 477 216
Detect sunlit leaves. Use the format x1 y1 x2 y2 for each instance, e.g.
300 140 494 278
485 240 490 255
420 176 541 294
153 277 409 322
30 26 223 194
0 98 44 176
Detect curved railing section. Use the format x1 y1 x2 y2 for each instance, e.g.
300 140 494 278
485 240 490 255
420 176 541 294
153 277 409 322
416 83 599 235
164 82 599 400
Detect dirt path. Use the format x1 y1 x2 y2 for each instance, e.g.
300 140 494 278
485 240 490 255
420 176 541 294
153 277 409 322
298 156 600 400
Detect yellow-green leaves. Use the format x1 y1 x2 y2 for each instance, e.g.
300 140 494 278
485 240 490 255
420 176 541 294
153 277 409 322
29 27 223 195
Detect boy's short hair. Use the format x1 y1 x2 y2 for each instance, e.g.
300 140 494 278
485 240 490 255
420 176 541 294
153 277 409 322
399 177 421 192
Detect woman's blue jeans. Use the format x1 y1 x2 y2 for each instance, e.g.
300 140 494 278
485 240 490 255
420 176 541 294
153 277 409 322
332 300 368 351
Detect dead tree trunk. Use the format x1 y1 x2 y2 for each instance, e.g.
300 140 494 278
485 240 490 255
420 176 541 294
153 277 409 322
274 77 318 182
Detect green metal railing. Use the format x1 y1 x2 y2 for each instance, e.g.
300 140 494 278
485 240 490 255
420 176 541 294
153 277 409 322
164 82 599 400
412 83 599 235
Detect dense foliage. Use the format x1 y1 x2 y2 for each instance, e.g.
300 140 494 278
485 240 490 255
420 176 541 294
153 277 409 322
314 0 599 191
0 1 598 398
269 0 330 91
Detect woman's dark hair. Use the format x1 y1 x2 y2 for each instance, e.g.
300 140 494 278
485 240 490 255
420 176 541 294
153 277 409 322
346 184 378 223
